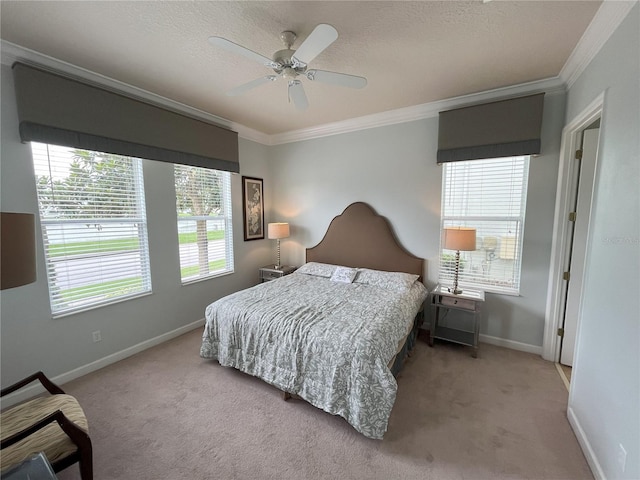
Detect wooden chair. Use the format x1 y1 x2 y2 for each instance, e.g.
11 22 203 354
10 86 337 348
0 371 92 479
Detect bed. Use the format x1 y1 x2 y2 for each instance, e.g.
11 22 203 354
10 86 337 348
200 202 428 439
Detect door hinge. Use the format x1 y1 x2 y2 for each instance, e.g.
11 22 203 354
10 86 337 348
575 149 583 160
568 211 577 222
557 328 565 337
563 271 571 281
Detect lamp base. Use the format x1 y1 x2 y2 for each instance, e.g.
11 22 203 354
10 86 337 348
274 239 282 270
449 250 463 294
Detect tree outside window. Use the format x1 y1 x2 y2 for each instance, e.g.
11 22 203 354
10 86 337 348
174 165 233 282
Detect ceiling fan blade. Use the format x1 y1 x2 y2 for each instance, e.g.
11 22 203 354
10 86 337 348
305 69 367 89
226 76 277 96
292 24 338 67
288 80 309 111
209 36 281 69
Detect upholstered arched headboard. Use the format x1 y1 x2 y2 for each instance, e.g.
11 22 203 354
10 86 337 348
305 202 424 279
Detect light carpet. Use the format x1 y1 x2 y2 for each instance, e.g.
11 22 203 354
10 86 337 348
56 328 592 480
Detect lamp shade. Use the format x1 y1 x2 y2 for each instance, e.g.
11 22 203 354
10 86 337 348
1 212 37 290
268 223 290 240
443 227 477 252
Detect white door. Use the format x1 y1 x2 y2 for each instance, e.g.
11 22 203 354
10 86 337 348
560 127 599 366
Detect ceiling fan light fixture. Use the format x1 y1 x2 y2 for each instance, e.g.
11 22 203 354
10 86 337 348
282 67 298 81
209 23 366 109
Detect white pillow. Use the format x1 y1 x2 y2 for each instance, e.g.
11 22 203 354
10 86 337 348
330 266 358 283
354 268 419 293
296 262 338 278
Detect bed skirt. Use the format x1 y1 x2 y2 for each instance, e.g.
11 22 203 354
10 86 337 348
390 309 424 376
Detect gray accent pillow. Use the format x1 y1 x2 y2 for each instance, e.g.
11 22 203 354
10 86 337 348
296 262 338 278
354 268 419 293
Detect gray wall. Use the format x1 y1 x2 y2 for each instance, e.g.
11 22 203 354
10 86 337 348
565 5 639 479
0 64 273 387
269 91 566 349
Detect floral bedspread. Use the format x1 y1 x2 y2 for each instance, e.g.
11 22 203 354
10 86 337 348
200 271 428 439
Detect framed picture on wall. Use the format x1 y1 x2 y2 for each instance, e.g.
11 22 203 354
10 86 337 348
242 176 264 241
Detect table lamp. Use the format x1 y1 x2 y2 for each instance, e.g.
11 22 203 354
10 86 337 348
1 212 37 290
268 222 290 269
443 226 476 294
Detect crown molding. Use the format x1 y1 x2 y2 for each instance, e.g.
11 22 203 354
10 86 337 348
559 0 637 88
269 77 565 145
0 40 270 145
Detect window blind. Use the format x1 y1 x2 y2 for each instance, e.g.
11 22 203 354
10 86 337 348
32 142 152 315
174 165 234 283
439 156 529 295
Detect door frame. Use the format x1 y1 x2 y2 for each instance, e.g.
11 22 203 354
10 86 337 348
542 91 605 362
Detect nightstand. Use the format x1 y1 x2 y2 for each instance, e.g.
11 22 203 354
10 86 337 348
259 264 297 282
429 283 485 357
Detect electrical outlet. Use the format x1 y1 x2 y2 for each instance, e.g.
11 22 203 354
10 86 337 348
92 330 102 343
617 443 627 473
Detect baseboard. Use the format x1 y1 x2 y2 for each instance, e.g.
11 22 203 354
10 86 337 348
568 405 605 480
418 328 544 355
479 333 543 355
554 362 571 391
1 319 205 408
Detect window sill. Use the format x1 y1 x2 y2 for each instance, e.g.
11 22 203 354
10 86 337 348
461 286 520 297
180 269 234 286
52 290 153 319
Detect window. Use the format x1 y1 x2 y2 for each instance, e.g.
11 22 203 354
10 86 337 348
32 143 152 316
439 156 529 295
174 165 233 282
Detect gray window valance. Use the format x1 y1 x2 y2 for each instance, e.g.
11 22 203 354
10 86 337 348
12 62 239 173
437 93 544 164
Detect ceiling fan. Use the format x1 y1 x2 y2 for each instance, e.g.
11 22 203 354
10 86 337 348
209 24 367 111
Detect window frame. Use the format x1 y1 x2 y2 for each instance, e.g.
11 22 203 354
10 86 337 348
31 143 153 317
173 164 234 284
439 156 530 296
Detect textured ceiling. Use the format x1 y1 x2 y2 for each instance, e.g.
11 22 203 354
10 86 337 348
0 1 601 136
